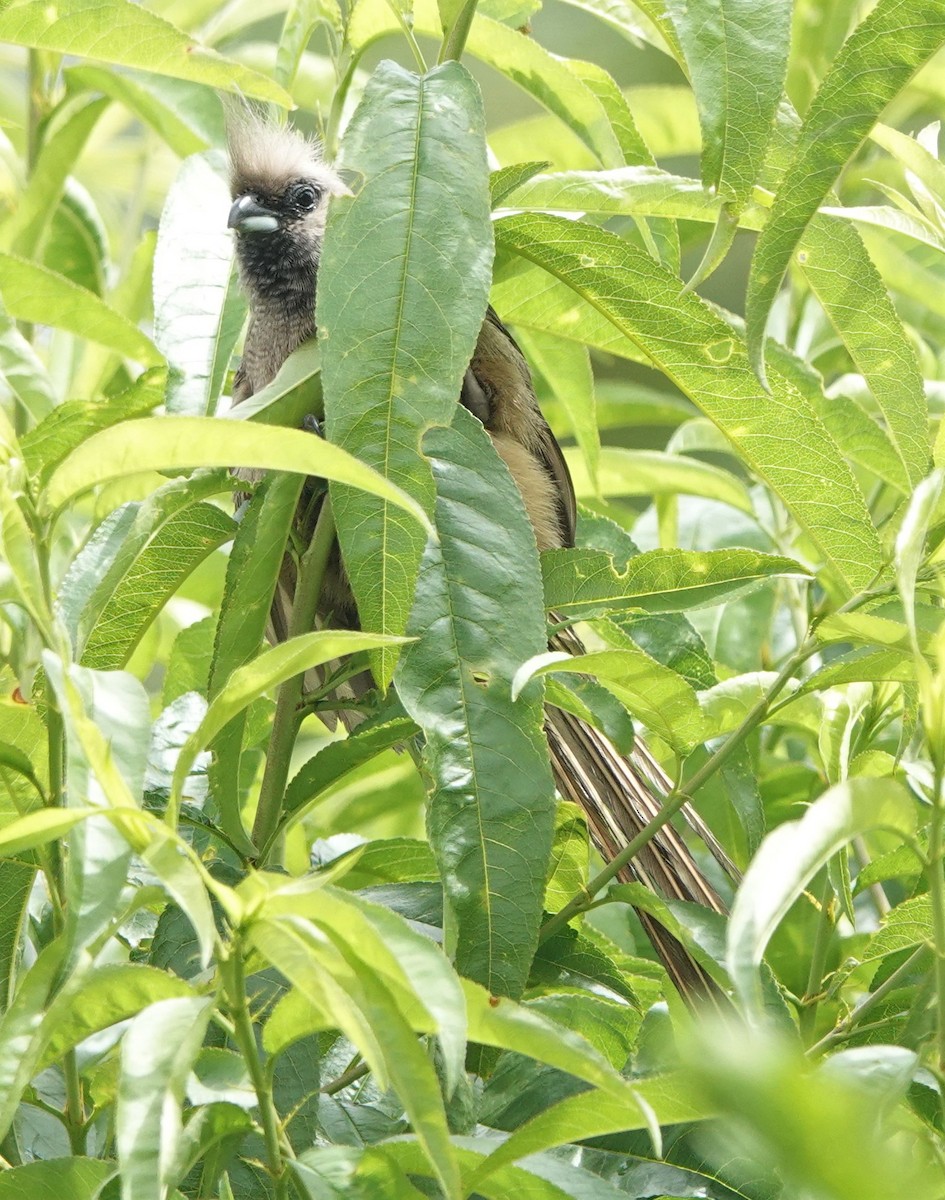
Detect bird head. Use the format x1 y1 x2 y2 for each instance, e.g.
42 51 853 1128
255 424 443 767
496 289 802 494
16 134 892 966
226 112 345 304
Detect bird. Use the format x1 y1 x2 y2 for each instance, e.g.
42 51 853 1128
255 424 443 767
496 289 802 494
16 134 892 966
226 112 736 1007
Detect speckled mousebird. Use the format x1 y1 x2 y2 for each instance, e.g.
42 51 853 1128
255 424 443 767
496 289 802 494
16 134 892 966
226 112 737 1007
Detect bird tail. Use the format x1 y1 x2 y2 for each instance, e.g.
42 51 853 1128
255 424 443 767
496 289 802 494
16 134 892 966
546 629 738 1008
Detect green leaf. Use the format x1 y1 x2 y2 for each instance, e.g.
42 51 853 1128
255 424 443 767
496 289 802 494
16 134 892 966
0 806 104 856
80 501 235 671
43 180 109 296
771 344 911 495
0 0 293 104
251 914 461 1199
208 472 302 852
461 978 703 1184
54 664 150 961
0 253 161 366
38 963 194 1072
116 995 214 1200
495 213 882 595
0 309 56 425
348 0 623 167
43 416 431 529
544 676 634 755
490 161 551 207
556 0 678 58
276 0 340 88
0 861 34 1009
0 471 54 638
543 801 590 912
65 65 223 157
283 716 418 817
608 882 730 985
542 546 809 619
567 446 753 511
0 1159 116 1200
329 887 466 1095
895 470 943 651
226 339 322 427
665 0 789 248
0 940 67 1143
20 368 163 484
318 61 492 687
799 217 929 487
513 642 704 754
56 474 223 659
746 0 945 378
330 836 438 889
498 165 729 226
154 151 240 416
0 93 110 259
171 631 406 813
396 409 556 999
726 777 916 1008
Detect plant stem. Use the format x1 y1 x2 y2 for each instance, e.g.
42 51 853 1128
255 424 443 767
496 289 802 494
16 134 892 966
321 1059 369 1095
438 0 480 63
63 1054 86 1154
808 944 930 1057
225 944 288 1198
384 0 428 72
540 640 816 943
253 499 337 862
799 875 834 1041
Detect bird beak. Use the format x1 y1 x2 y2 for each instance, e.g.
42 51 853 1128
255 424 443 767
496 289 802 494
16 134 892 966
228 194 280 234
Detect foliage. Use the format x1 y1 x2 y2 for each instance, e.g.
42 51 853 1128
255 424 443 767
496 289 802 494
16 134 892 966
2 0 945 1196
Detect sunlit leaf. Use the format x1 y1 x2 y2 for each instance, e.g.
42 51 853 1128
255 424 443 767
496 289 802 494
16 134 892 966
746 0 945 378
318 60 492 686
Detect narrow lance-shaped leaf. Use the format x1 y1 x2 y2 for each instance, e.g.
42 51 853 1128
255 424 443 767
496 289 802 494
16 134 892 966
746 0 945 379
64 65 223 158
0 254 161 367
20 368 163 485
496 213 882 595
56 473 223 657
80 502 236 671
55 664 150 964
726 778 916 1009
0 942 68 1143
43 416 431 530
396 407 556 1000
252 915 462 1199
117 996 214 1200
799 216 929 487
171 631 407 813
153 152 239 416
664 0 790 282
318 60 493 687
347 0 625 168
0 0 292 104
0 94 109 259
567 446 753 512
0 472 54 639
542 546 811 619
208 473 302 854
0 307 57 425
513 643 704 754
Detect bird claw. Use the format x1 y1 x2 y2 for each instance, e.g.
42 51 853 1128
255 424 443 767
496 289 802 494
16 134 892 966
302 413 323 438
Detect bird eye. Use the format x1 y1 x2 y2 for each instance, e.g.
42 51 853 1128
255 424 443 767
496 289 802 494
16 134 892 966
294 184 320 210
